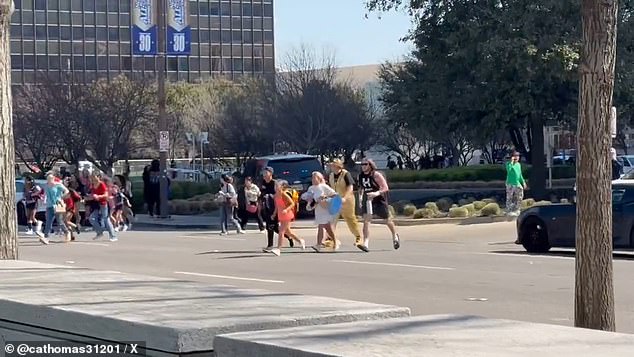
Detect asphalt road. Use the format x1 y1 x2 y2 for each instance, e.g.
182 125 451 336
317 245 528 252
17 221 634 333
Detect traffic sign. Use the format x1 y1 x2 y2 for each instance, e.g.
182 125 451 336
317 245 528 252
159 131 169 152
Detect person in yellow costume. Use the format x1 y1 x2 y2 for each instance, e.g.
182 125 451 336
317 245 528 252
327 159 366 252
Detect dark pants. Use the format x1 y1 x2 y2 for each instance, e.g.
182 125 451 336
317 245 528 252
146 195 160 216
240 204 265 231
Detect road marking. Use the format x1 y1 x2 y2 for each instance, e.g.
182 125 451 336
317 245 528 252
173 271 285 284
333 260 455 271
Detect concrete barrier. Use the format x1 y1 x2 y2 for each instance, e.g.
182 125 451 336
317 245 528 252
0 261 410 356
215 314 634 357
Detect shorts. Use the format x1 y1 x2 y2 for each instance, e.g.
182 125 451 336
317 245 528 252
361 199 391 219
26 202 37 210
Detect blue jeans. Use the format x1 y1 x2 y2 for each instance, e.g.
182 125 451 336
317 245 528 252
44 207 68 238
220 204 240 233
89 205 117 238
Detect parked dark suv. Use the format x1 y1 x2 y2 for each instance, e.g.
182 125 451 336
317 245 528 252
242 154 322 215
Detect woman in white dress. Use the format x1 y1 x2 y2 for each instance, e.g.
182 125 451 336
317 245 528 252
305 172 338 252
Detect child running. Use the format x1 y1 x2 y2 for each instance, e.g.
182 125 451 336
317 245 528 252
63 179 82 240
24 177 44 235
304 172 339 252
268 180 305 256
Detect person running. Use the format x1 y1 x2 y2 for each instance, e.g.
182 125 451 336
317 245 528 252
87 174 118 242
218 174 245 235
259 166 294 251
357 159 400 252
63 179 82 241
24 177 44 235
328 159 363 249
505 151 527 216
268 180 305 256
240 177 265 232
36 174 71 244
305 172 338 252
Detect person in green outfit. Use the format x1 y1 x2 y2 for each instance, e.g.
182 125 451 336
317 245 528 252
506 151 527 216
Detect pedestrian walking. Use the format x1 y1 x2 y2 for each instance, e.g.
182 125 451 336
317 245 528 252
240 177 265 232
505 151 527 216
36 174 71 244
267 180 305 256
611 148 623 180
357 159 400 252
328 159 362 249
218 174 245 235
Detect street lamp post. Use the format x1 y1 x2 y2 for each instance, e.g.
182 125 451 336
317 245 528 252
157 0 169 218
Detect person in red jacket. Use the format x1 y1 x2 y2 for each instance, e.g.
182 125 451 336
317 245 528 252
63 182 82 241
86 174 118 242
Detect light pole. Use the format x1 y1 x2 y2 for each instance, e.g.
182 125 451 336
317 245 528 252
157 0 169 218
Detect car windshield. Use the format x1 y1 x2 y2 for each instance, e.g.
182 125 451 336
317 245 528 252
15 182 24 193
269 158 321 184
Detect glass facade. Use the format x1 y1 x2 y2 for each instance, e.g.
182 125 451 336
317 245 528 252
10 0 275 84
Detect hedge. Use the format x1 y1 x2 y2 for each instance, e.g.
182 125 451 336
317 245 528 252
384 164 575 183
129 179 220 213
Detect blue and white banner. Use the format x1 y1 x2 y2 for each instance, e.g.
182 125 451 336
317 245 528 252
131 0 158 55
166 0 191 55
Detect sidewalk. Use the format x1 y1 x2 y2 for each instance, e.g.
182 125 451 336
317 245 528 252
134 214 316 230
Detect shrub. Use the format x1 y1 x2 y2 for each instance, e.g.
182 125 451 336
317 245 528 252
473 201 487 210
384 165 575 183
534 200 553 207
449 207 469 218
435 198 453 212
460 203 476 216
391 200 411 214
402 204 417 217
480 203 502 217
521 199 536 210
424 202 440 213
200 200 219 212
413 208 435 219
451 204 458 208
189 193 216 202
482 198 497 204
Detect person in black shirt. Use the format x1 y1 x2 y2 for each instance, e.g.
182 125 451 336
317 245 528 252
358 158 400 251
259 166 294 251
611 148 623 181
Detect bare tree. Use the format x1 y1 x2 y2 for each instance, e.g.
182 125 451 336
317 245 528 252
575 0 618 331
0 0 17 259
13 85 61 173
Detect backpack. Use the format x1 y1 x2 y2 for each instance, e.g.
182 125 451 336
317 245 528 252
285 189 300 213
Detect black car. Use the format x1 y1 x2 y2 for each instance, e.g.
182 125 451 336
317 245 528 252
516 181 634 253
242 154 322 215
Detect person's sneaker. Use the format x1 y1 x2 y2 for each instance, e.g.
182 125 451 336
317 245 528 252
237 229 246 234
93 233 104 240
262 246 273 253
109 237 118 242
25 229 34 235
219 232 228 236
122 225 129 232
312 244 325 253
393 234 401 250
37 235 49 245
35 221 43 233
75 226 81 235
356 244 370 253
354 237 362 247
64 232 72 243
288 238 295 248
334 240 341 251
270 248 281 256
298 239 306 250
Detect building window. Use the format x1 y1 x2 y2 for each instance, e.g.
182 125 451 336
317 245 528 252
10 25 21 37
84 0 95 12
86 56 96 70
24 55 35 69
109 56 119 70
60 0 70 11
47 0 58 10
60 26 70 40
49 55 60 69
34 0 46 10
11 55 22 69
48 26 59 39
167 57 177 71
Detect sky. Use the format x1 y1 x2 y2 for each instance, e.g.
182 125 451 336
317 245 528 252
274 0 414 68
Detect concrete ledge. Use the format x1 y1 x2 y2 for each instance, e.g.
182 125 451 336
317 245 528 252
215 314 634 357
0 261 410 355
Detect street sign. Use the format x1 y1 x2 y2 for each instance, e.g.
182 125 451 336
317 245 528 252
132 0 158 55
159 131 169 152
166 0 191 55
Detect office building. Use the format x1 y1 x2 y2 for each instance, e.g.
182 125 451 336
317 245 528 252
10 0 275 85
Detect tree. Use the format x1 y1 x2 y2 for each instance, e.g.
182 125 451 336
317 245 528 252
0 0 17 259
13 85 61 174
574 0 617 331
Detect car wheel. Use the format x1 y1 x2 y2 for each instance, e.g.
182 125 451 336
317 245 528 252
16 203 27 226
521 217 551 253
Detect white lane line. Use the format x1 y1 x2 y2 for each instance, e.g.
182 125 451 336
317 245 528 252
333 260 455 271
174 271 285 284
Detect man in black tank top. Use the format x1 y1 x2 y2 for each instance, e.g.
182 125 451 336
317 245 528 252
357 159 400 252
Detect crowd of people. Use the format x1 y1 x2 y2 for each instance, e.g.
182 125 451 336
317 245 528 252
23 169 133 245
215 158 402 257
